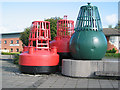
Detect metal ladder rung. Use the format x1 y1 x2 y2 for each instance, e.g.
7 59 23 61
37 43 48 45
38 37 47 40
39 36 45 39
37 46 49 49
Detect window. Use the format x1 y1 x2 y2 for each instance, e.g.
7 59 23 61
16 40 19 44
11 48 13 52
16 48 19 52
4 48 7 50
11 40 13 44
4 40 7 44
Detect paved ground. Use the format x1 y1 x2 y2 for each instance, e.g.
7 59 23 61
1 59 120 89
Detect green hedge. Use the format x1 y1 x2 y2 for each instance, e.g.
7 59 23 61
13 54 19 64
106 48 117 53
1 52 20 55
105 53 120 57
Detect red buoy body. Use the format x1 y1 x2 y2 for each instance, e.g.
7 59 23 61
50 16 74 64
50 36 70 53
19 21 59 74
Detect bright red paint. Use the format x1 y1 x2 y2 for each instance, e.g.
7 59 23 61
19 21 59 66
50 15 74 53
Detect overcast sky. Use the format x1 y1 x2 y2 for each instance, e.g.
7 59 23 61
0 1 118 33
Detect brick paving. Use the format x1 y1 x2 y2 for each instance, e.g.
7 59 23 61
1 59 119 89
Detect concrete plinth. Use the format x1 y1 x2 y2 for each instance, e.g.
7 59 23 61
62 59 120 77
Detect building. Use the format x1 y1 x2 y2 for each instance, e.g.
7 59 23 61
1 32 23 53
103 28 120 53
0 28 120 53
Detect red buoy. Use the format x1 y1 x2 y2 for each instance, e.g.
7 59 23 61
50 15 74 65
19 21 59 74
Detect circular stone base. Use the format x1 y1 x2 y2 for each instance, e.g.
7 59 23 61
62 59 119 77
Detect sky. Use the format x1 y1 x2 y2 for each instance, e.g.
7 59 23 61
0 1 119 33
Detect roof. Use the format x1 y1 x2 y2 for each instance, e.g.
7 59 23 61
1 32 22 38
1 32 22 35
103 28 120 36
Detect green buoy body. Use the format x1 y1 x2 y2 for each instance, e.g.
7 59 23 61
69 3 107 60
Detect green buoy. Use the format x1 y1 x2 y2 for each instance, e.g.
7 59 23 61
69 3 107 60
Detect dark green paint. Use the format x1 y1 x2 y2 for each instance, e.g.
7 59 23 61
69 3 107 60
70 31 107 60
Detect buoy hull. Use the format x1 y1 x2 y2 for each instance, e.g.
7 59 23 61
19 50 59 74
50 37 71 57
50 37 71 65
69 31 107 60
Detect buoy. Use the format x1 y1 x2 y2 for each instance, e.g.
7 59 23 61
19 21 59 74
69 3 107 60
50 15 74 65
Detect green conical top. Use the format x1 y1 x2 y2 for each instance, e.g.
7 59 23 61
75 3 102 31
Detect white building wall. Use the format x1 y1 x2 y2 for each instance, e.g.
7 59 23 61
109 36 120 53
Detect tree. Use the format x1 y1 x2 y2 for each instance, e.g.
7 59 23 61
20 27 30 46
114 20 120 30
108 25 112 28
45 17 62 40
